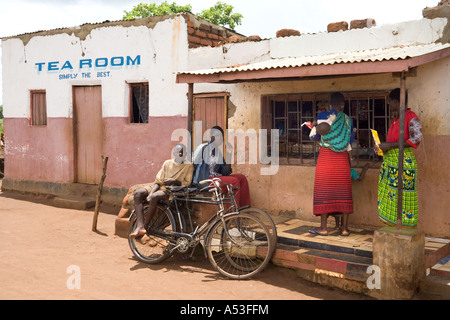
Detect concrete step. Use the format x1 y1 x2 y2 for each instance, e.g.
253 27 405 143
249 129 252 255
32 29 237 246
273 243 372 280
67 183 98 197
52 183 98 210
272 221 376 296
277 233 372 259
430 255 450 276
53 196 96 210
272 242 374 296
419 274 450 299
418 255 450 299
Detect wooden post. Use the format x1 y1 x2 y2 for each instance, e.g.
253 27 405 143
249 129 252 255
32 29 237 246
188 83 194 152
92 156 109 232
396 73 406 230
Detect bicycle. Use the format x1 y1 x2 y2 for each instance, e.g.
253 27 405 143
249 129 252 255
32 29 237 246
128 177 277 279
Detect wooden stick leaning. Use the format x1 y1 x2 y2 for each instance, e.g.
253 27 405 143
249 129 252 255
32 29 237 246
92 156 109 232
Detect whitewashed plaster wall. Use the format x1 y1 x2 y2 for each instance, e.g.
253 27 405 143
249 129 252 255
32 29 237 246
270 18 447 58
2 15 189 119
407 56 450 136
187 17 447 73
186 17 449 135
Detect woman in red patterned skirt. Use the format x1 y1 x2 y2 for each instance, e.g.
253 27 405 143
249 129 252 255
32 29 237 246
309 92 354 236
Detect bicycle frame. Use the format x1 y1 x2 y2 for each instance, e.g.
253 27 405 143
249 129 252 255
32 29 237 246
128 177 276 279
147 178 243 255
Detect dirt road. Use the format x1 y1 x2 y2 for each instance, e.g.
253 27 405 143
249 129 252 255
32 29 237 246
0 189 369 301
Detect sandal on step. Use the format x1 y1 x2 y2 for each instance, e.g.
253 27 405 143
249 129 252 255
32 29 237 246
308 228 328 236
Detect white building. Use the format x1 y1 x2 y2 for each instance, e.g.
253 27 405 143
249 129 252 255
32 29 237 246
2 6 450 237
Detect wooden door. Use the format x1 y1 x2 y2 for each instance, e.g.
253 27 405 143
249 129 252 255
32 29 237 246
73 86 103 184
193 93 228 147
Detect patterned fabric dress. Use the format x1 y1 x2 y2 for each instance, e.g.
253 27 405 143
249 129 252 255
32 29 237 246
378 148 418 226
313 111 354 216
377 109 421 227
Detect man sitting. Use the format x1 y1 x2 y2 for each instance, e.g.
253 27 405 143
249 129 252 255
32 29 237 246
192 126 251 209
126 143 193 238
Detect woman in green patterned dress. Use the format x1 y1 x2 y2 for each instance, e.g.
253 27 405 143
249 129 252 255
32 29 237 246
377 89 422 227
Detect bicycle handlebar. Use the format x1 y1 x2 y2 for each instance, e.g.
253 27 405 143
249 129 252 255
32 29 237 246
199 178 221 192
199 177 239 190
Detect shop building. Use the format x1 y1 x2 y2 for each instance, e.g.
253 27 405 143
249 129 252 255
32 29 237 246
2 6 449 237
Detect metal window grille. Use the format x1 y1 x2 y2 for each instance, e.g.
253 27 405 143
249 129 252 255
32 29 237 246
262 91 390 165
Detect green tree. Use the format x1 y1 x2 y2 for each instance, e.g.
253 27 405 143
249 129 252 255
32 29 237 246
198 2 242 30
123 1 243 30
123 1 192 20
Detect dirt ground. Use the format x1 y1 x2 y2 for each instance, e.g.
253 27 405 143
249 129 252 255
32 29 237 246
0 186 370 301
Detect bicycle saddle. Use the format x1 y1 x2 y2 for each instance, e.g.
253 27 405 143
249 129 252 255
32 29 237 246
167 186 199 194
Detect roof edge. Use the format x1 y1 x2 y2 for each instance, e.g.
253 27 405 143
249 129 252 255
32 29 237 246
177 45 450 84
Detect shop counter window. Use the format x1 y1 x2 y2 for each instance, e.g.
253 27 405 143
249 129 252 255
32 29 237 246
261 91 390 166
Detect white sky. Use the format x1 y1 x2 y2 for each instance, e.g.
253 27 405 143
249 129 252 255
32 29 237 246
0 0 440 105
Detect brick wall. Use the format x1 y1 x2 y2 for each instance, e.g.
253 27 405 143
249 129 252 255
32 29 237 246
185 13 243 48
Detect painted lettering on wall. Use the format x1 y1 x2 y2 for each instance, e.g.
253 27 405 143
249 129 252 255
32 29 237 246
35 55 141 80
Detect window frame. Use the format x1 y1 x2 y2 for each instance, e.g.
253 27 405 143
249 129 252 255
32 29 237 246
30 90 47 126
261 91 390 166
128 82 149 124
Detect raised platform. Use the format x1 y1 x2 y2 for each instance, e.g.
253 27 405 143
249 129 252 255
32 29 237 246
114 210 450 299
272 218 450 299
420 255 450 299
272 218 374 295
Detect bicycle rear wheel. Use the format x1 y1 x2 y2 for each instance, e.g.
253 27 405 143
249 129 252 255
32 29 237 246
205 213 273 280
128 205 176 264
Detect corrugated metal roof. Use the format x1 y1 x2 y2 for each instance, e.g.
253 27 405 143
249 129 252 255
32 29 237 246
179 42 450 76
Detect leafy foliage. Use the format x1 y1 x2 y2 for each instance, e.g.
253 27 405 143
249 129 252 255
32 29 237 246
123 1 243 29
198 2 242 30
123 1 192 20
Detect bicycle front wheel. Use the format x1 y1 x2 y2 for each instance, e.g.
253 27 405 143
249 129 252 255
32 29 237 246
205 213 273 280
128 205 176 264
